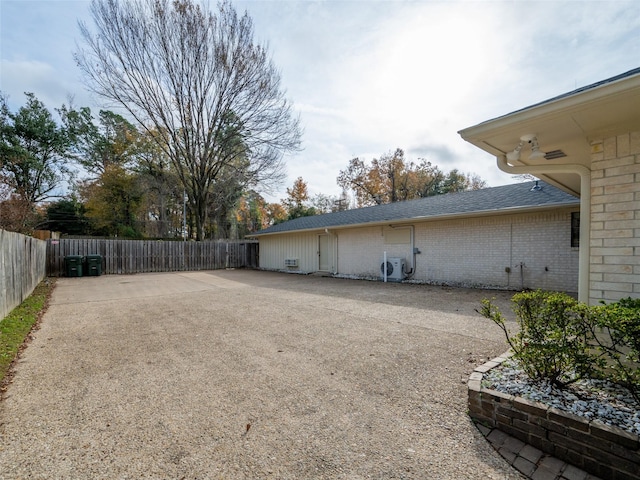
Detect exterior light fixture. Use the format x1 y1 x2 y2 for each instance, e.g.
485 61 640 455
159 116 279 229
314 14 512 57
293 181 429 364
506 141 523 161
528 136 546 160
506 134 546 162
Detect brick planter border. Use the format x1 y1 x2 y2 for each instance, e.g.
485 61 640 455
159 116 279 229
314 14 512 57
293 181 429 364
468 352 640 480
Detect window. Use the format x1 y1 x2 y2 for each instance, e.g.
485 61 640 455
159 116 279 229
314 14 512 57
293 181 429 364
571 212 580 248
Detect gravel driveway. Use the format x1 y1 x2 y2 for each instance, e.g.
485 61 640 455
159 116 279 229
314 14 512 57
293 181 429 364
0 270 524 479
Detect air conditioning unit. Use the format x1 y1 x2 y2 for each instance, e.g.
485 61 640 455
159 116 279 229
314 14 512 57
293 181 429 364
381 257 405 281
284 258 298 268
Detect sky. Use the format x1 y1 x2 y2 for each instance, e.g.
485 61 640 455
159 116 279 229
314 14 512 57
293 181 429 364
1 0 639 203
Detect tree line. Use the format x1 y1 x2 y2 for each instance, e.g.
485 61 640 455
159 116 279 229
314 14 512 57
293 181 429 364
0 0 486 240
0 92 486 238
0 93 269 238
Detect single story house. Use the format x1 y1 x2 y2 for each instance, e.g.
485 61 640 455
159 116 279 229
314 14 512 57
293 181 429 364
253 180 580 294
459 67 640 304
255 68 640 302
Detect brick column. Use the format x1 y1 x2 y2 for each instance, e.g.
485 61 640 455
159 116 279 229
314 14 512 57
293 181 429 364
589 131 640 303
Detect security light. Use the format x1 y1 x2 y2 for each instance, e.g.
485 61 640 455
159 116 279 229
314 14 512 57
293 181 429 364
506 134 546 161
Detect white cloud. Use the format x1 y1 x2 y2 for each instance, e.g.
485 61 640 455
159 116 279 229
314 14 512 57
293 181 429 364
1 59 86 109
262 0 640 199
255 1 530 198
0 1 93 110
2 0 639 203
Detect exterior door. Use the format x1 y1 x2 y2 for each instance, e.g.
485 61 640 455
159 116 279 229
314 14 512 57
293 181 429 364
318 234 330 271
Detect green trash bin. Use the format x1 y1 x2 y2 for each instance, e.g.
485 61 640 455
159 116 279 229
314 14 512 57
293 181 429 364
64 255 84 277
85 254 103 276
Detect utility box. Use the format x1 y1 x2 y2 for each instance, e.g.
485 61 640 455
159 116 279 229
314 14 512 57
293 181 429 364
84 254 103 276
64 255 84 277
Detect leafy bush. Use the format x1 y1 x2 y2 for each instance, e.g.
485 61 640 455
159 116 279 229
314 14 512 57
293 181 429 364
590 298 640 402
479 292 640 401
479 291 604 387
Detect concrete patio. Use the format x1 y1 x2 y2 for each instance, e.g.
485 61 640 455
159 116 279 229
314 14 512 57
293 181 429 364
1 269 524 479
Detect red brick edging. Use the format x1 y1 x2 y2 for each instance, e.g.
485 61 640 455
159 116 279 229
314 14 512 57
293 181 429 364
468 352 640 480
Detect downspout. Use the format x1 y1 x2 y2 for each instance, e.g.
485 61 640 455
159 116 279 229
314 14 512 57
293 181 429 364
407 225 416 279
389 224 416 278
497 155 591 303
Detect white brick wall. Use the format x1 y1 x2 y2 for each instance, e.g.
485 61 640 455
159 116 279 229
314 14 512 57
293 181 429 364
589 130 640 302
338 226 388 277
336 210 578 292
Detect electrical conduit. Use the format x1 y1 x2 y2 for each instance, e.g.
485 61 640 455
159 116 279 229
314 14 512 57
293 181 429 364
497 155 591 303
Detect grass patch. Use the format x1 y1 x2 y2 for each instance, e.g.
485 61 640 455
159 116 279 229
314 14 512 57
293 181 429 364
0 278 56 385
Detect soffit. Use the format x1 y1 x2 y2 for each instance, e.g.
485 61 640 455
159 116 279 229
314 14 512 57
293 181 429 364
459 70 640 195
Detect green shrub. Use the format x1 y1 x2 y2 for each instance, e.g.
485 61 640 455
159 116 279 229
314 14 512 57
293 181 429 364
479 290 604 387
591 298 640 402
480 292 640 401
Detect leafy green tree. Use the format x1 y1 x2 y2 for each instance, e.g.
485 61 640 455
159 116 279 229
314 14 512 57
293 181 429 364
63 110 184 238
206 164 247 239
40 197 91 235
76 0 301 240
438 169 486 195
61 106 140 176
0 92 74 230
80 165 144 237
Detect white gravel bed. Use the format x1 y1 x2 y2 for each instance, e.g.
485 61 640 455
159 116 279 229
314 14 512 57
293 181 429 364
483 358 640 436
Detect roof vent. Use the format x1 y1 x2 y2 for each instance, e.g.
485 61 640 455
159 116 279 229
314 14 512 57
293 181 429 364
544 149 567 160
530 180 542 192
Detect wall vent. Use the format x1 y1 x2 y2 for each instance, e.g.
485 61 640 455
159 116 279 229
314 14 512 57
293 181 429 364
284 258 298 267
544 149 567 160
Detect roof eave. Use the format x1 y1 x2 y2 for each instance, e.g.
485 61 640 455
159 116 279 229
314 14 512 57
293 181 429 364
459 68 640 145
251 202 579 237
458 69 640 196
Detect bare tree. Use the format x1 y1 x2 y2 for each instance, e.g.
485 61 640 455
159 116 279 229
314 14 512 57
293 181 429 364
76 0 301 239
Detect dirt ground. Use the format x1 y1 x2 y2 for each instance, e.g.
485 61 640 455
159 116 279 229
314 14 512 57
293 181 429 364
0 270 524 479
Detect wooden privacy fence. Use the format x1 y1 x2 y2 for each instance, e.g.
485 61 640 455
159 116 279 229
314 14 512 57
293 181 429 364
46 238 259 276
1 229 47 319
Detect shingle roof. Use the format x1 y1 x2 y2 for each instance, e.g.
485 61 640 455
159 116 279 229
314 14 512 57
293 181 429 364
254 181 579 236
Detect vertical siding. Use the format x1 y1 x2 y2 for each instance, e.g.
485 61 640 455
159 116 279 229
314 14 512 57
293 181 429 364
258 232 329 273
